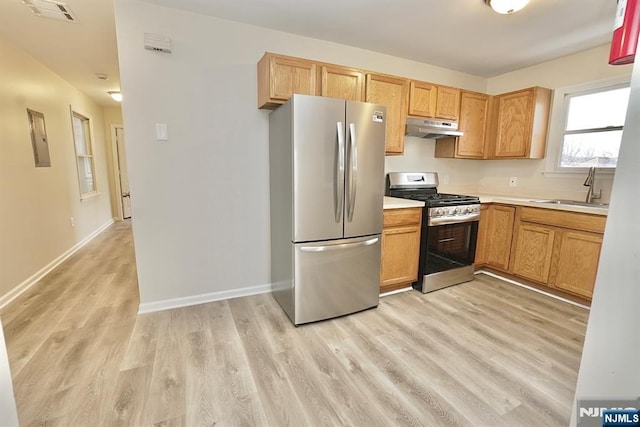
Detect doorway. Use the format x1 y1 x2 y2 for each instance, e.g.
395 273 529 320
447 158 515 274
111 125 131 220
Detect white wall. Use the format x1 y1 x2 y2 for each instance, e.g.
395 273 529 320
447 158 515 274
385 138 483 194
571 44 640 425
478 45 633 201
0 36 114 302
113 0 486 306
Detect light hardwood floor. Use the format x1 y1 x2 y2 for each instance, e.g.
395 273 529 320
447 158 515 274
1 221 588 426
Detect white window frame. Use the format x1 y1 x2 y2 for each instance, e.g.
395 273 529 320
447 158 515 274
70 108 99 199
544 76 630 176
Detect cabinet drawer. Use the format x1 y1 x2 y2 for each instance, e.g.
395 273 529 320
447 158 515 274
383 208 422 228
519 207 606 234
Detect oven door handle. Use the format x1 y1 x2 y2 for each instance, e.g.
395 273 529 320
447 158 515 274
428 214 480 226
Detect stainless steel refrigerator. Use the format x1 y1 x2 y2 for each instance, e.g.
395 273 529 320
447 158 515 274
269 94 386 325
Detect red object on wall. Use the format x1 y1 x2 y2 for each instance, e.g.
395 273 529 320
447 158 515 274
610 0 640 65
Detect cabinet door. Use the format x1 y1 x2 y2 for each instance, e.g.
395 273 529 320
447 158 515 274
553 231 602 299
408 80 436 117
512 223 555 283
380 225 421 292
366 74 409 155
474 204 489 265
258 54 316 108
320 65 364 101
456 91 490 158
434 85 460 120
485 205 516 271
494 88 533 158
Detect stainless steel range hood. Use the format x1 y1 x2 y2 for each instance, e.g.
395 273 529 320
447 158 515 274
405 118 463 139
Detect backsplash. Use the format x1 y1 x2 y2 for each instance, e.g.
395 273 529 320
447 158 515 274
385 137 614 203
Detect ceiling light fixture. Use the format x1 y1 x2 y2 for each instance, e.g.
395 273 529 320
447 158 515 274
108 91 123 102
484 0 530 14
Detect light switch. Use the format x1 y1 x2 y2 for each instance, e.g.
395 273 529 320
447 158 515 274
156 123 168 141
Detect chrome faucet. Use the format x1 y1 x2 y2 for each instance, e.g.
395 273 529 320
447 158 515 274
583 166 602 204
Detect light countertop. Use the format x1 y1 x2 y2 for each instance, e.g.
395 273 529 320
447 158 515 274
473 194 608 216
383 196 425 210
384 194 607 216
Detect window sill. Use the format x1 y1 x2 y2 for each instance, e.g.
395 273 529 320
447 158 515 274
542 169 615 178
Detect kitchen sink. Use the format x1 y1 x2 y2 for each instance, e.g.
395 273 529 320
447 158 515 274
536 199 609 208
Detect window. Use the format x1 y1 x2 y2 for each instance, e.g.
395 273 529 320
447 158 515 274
71 111 97 197
559 84 630 168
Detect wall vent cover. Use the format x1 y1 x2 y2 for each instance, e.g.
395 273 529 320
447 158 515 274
23 0 77 22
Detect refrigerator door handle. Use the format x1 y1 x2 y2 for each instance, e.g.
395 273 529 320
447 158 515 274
299 237 379 252
347 123 358 222
336 122 346 223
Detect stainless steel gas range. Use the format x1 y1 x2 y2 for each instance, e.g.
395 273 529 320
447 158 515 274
386 172 480 293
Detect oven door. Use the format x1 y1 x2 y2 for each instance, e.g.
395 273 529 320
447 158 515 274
426 220 478 274
417 218 479 292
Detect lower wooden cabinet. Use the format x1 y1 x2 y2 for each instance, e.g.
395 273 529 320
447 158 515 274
474 204 489 265
553 230 603 299
380 208 422 293
475 204 515 271
476 204 605 301
512 223 555 283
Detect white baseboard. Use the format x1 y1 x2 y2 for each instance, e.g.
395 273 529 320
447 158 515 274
137 283 272 314
380 286 413 298
475 270 590 310
0 219 115 310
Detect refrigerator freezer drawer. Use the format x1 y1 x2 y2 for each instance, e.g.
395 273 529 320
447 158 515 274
292 235 381 325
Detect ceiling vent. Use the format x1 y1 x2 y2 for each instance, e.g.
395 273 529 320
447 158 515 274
23 0 77 23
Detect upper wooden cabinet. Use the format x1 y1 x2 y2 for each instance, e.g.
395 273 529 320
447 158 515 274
256 53 552 159
408 81 460 120
319 65 364 101
435 85 461 120
435 91 491 159
490 86 551 159
456 91 491 158
365 73 409 155
258 53 317 109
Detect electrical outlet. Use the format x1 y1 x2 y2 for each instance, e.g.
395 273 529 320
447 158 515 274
509 177 517 187
442 175 450 184
70 217 75 227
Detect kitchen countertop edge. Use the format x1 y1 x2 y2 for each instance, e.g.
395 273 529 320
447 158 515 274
475 194 608 216
383 196 425 210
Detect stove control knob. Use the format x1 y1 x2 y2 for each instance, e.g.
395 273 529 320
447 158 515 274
453 207 461 214
436 208 444 216
466 207 473 213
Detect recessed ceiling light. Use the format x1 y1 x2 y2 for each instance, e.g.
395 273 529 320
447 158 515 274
108 91 122 102
484 0 530 14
